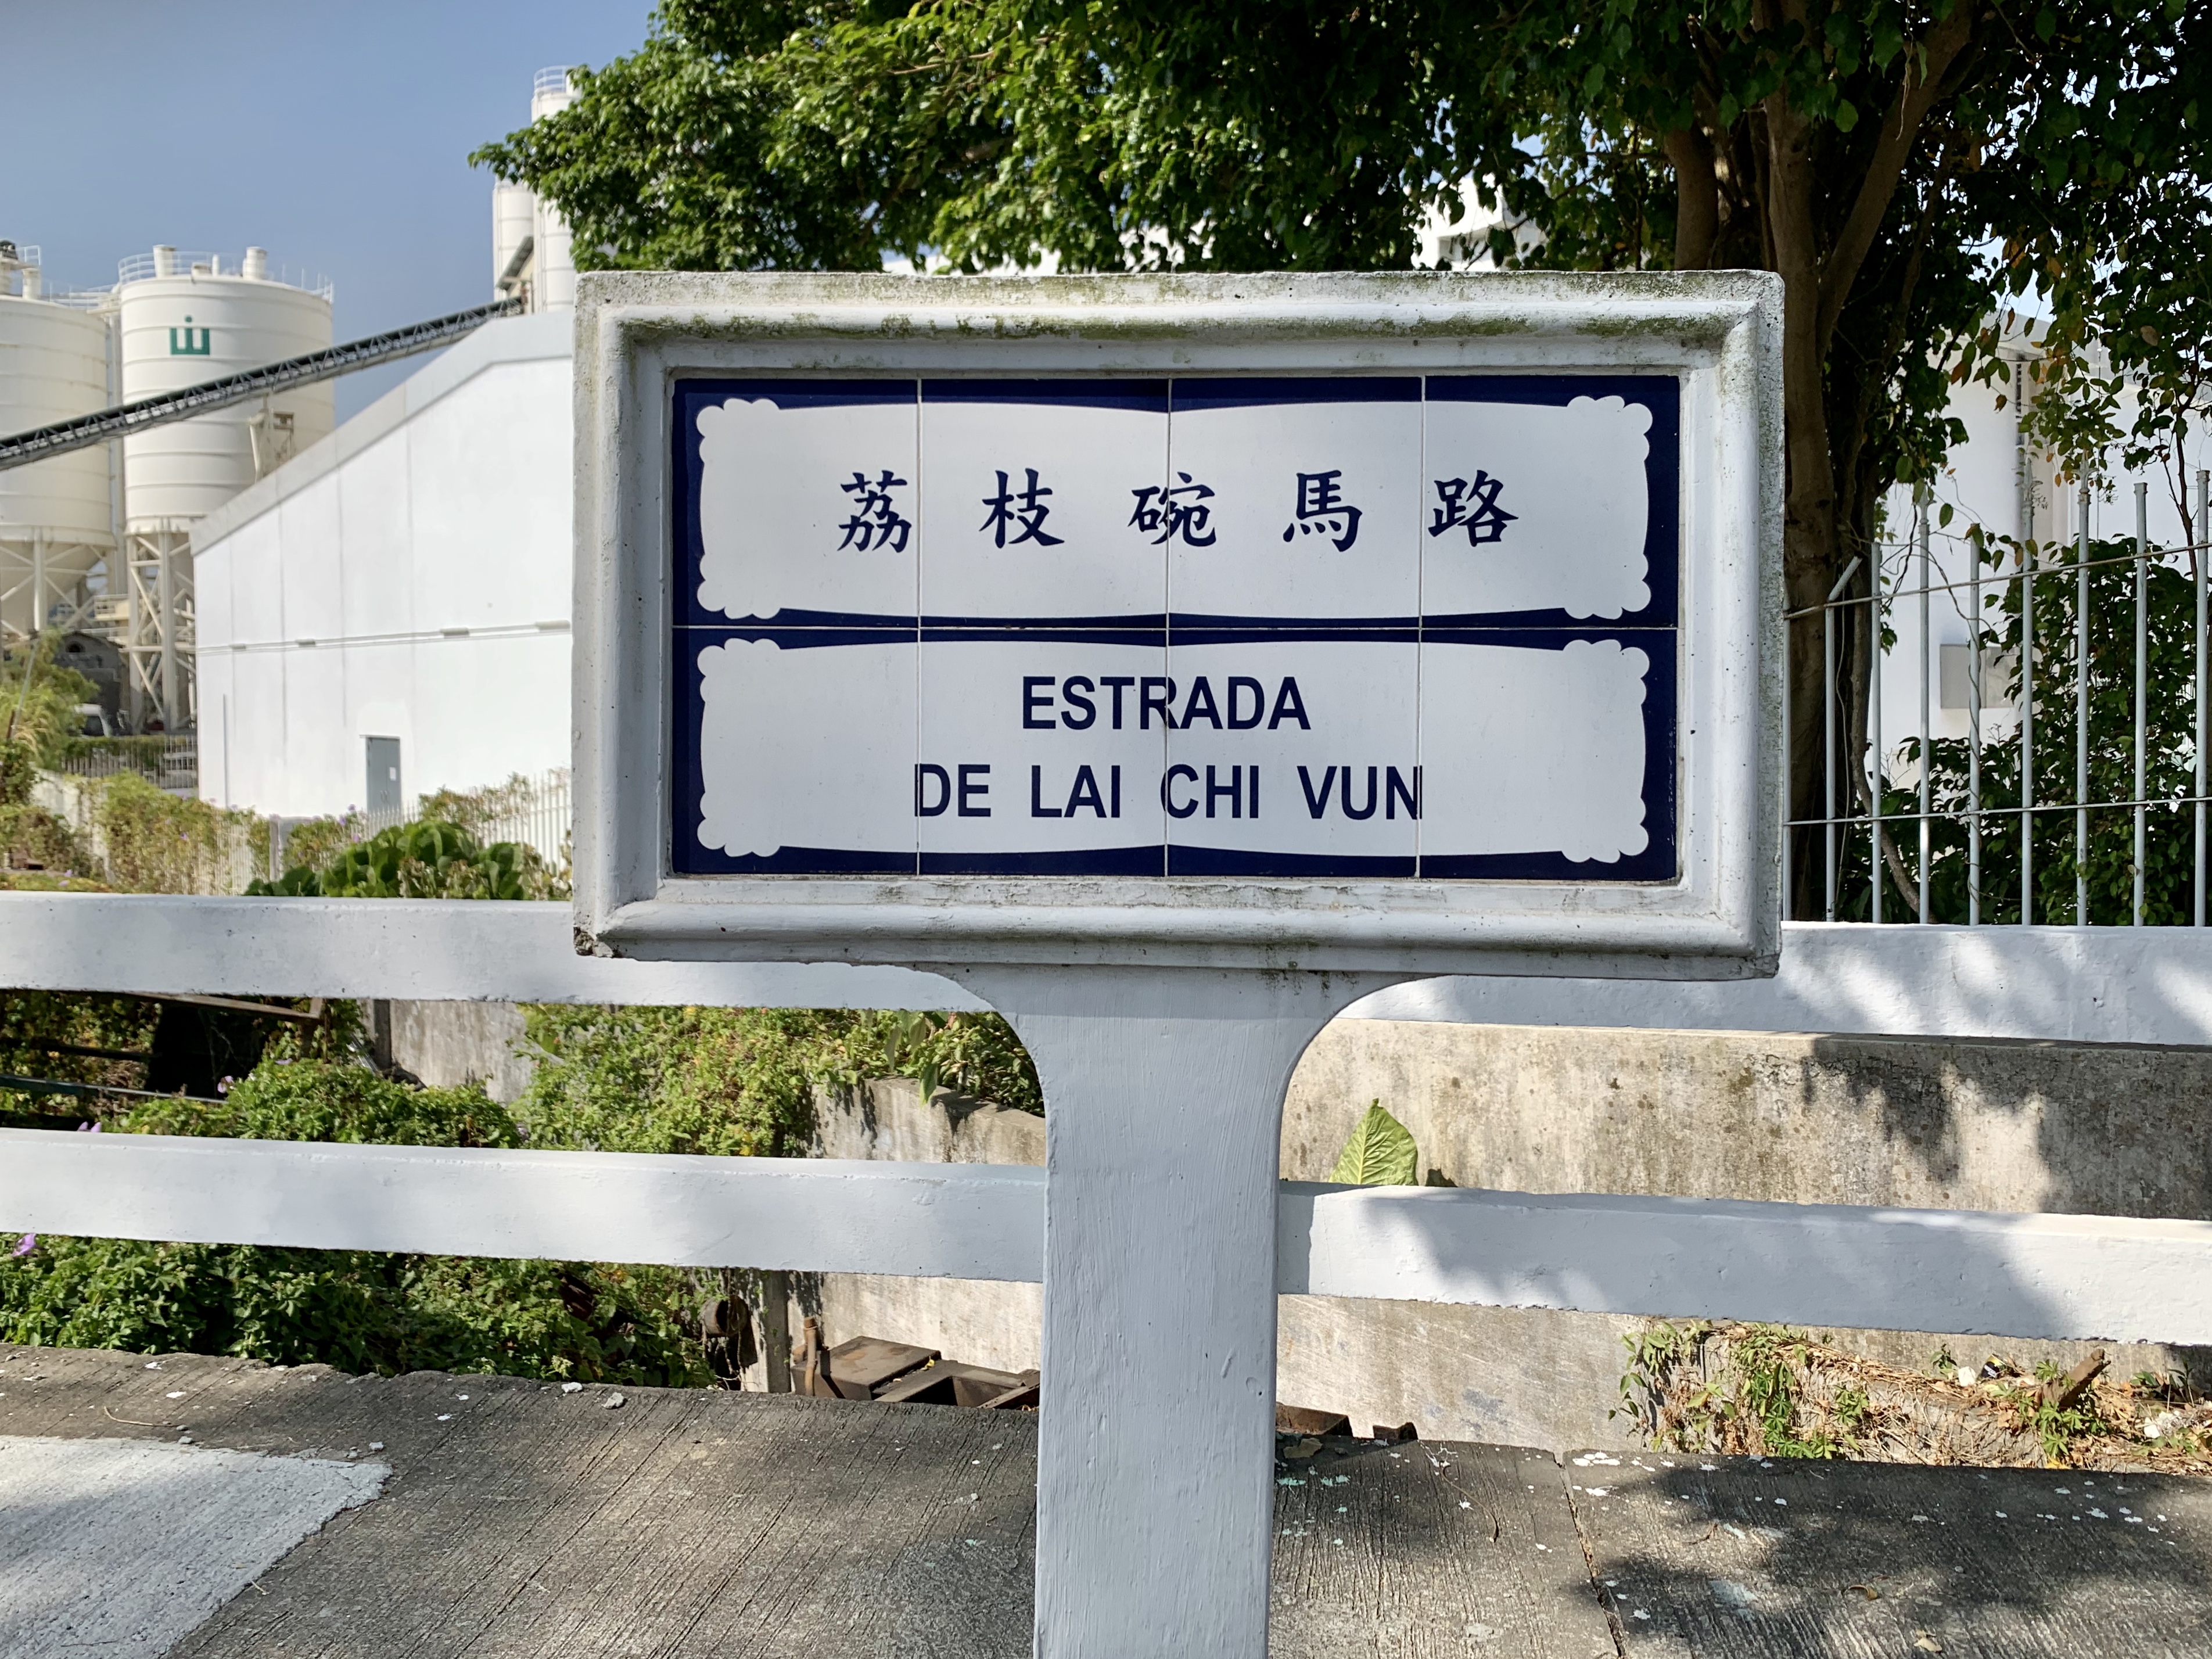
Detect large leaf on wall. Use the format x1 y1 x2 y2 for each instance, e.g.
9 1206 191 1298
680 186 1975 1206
1327 1101 1417 1186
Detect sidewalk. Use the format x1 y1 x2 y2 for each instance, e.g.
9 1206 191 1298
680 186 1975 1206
2 1343 2205 1657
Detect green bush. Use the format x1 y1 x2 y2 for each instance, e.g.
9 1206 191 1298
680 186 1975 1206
515 1005 1043 1157
0 993 1043 1383
0 803 84 875
0 1236 704 1384
249 818 558 900
1 633 100 771
127 1059 523 1148
94 772 256 895
0 1059 706 1385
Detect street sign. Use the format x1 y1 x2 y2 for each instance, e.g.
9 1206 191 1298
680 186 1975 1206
574 272 1781 974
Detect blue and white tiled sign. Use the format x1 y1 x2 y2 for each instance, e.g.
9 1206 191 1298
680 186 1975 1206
671 375 1678 880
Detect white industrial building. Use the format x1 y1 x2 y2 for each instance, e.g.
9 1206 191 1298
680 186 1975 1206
188 70 581 818
191 310 573 816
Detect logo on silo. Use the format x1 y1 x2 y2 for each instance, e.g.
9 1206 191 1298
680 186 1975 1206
169 316 211 356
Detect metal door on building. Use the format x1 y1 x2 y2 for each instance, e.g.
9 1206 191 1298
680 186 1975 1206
365 737 402 814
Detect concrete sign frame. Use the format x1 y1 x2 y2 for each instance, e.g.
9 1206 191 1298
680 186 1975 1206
572 271 1783 977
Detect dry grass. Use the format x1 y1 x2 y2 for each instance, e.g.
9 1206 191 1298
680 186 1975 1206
1620 1319 2212 1473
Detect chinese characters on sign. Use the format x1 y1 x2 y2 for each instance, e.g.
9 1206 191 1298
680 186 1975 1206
1129 474 1218 547
838 458 1518 565
1429 471 1516 545
836 469 911 552
1284 470 1362 551
980 468 1064 547
677 376 1677 881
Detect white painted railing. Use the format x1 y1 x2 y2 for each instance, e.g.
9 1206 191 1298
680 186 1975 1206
5 1125 2207 1346
5 895 2212 1349
0 1133 1043 1282
8 892 2212 1658
12 896 2212 1043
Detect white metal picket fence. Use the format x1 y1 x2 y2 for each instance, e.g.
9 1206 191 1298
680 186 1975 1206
347 768 573 867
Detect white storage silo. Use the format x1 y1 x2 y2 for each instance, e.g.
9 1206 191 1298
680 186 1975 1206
529 69 579 311
0 252 115 642
493 181 536 299
117 247 334 524
116 246 333 730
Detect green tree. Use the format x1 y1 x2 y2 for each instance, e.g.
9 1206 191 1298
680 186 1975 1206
476 2 2207 911
2006 145 2212 544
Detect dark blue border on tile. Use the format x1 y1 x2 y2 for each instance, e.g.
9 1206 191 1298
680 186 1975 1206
1165 624 1420 649
1420 374 1680 631
1415 625 1678 882
1167 613 1421 632
922 378 1169 412
922 611 1169 632
670 624 918 877
920 846 1168 877
918 625 1168 648
1170 376 1422 411
1165 846 1417 879
672 377 921 630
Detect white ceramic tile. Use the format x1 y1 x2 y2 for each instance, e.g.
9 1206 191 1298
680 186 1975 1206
1417 635 1654 865
694 385 918 623
1165 380 1421 622
1163 635 1419 871
918 633 1167 871
1421 388 1656 620
919 383 1168 622
693 632 917 868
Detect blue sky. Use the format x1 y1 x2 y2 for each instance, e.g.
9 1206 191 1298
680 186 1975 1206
3 1 653 418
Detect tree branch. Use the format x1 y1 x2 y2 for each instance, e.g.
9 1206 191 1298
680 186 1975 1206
1814 3 1977 352
1663 126 1719 269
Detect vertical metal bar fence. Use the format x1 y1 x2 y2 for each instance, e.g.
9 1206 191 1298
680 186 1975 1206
2022 534 2035 925
1786 491 2212 931
1870 556 1886 924
2136 481 2150 927
1917 505 1932 922
2199 469 2210 929
1821 558 1861 920
1968 529 1984 925
2076 487 2090 926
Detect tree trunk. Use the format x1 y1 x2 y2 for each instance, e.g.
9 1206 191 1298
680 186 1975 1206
1761 95 1848 914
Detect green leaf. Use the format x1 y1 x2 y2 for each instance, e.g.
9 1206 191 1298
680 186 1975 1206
1327 1101 1419 1186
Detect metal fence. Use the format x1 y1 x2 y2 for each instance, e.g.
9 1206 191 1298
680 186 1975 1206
356 767 573 869
1791 473 2212 926
469 767 572 867
56 737 197 795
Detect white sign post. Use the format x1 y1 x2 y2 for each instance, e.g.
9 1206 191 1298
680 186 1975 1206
574 272 1782 1657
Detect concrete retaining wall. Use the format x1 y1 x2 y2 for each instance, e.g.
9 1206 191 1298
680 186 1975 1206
1283 1019 2212 1220
376 1001 2212 1446
796 1078 1046 1377
387 1000 533 1102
